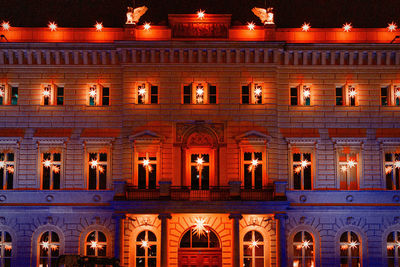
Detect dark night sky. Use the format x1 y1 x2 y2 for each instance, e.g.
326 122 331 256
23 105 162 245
0 0 399 28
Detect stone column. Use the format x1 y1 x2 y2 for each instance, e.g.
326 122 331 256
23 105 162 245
112 214 126 261
275 213 288 267
229 213 243 267
158 213 172 266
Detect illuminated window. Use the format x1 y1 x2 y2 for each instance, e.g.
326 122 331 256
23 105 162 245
0 84 18 105
339 231 361 267
385 153 400 190
243 230 264 267
243 152 263 189
41 152 61 190
387 231 400 267
0 231 12 267
137 153 157 189
292 153 312 190
38 231 60 267
41 84 64 106
136 230 157 267
88 152 107 190
336 85 357 106
381 85 400 106
293 231 314 267
338 151 359 190
190 153 209 190
137 83 158 104
180 227 219 248
85 231 107 257
88 84 109 106
183 83 217 104
290 85 311 106
0 152 14 190
242 83 263 104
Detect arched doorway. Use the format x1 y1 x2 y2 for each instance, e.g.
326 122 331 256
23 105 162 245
178 226 222 267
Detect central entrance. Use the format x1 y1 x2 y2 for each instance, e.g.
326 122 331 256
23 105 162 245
178 227 222 267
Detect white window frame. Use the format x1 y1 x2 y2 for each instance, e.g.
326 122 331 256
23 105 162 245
386 230 400 267
379 139 400 190
0 230 12 266
40 83 64 106
292 231 315 267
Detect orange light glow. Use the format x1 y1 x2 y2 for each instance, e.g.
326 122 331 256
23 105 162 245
95 22 103 32
6 166 14 174
48 22 57 31
347 159 356 168
247 22 255 31
0 161 4 168
52 165 60 174
43 160 52 168
1 21 10 31
301 22 311 32
385 166 393 174
143 22 151 31
395 88 400 99
343 23 352 32
388 22 397 32
348 88 357 98
197 9 205 20
394 161 400 169
90 159 98 168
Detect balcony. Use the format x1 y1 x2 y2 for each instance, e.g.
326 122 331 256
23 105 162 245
121 182 284 202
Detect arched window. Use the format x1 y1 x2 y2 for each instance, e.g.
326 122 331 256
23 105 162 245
136 230 157 267
38 231 60 267
243 230 264 267
339 231 361 267
179 227 220 248
387 231 400 267
293 231 314 267
0 231 12 267
85 231 107 256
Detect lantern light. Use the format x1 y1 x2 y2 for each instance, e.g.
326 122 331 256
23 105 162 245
48 22 57 31
388 22 397 32
1 21 10 31
343 23 352 32
143 22 151 31
197 10 205 19
301 22 311 32
95 22 103 31
247 22 255 31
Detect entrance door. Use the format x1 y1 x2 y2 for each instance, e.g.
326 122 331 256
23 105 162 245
178 227 222 267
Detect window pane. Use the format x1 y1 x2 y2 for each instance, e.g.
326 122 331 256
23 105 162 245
201 166 209 190
151 95 158 104
149 165 157 189
244 164 252 189
42 166 51 189
255 165 263 189
136 258 145 267
136 231 146 241
149 245 157 256
99 165 107 189
180 230 190 248
138 165 146 189
148 258 157 267
11 87 18 105
244 231 252 241
88 166 97 189
148 231 157 241
99 153 107 161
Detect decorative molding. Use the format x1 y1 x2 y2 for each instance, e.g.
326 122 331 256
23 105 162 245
236 130 271 146
0 137 20 149
285 137 319 146
377 138 400 145
129 130 164 145
176 122 224 147
332 137 366 146
33 137 68 148
81 137 114 147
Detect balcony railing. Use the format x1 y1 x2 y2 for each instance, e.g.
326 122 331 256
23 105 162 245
123 185 277 201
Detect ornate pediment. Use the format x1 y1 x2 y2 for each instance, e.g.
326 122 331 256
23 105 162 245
129 130 164 145
176 122 224 145
236 130 270 146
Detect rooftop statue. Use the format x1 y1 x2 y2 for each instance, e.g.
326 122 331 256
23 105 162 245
126 6 148 25
252 7 274 25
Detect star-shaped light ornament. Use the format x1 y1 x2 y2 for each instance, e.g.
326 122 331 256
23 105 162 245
48 22 57 31
395 88 400 99
386 166 393 174
89 88 97 98
1 21 10 31
341 165 348 172
143 22 151 31
0 161 5 168
248 158 259 172
303 87 311 99
254 86 262 97
6 166 14 174
247 22 255 31
196 157 204 171
197 10 205 20
348 240 359 249
294 166 302 174
90 240 102 249
41 241 50 250
388 22 397 32
394 161 400 169
301 160 310 168
95 22 103 31
0 87 4 97
248 239 259 249
52 165 60 174
347 159 356 168
140 240 150 249
301 23 311 32
193 217 208 237
43 88 51 98
348 88 357 98
43 160 52 168
343 23 352 32
302 240 311 249
90 159 98 169
143 158 152 172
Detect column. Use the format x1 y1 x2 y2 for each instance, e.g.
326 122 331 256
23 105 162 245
275 213 288 267
229 213 242 267
158 213 172 267
112 214 126 261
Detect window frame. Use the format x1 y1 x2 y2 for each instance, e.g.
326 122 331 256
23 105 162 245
336 84 358 106
292 231 315 267
87 151 108 190
0 151 15 190
242 230 265 267
386 231 400 267
0 84 18 106
40 83 64 106
40 151 62 190
85 230 108 257
339 231 362 267
0 230 12 267
182 82 217 104
135 230 158 267
384 151 400 190
290 84 312 106
240 149 267 189
38 231 61 267
87 83 110 106
241 82 264 104
135 151 159 189
136 82 159 104
381 84 400 106
335 147 361 190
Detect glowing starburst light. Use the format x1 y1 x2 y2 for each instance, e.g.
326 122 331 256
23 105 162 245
193 217 208 237
4 245 11 251
254 85 262 96
48 22 57 31
143 158 153 172
98 165 104 173
95 22 103 31
197 10 205 20
90 241 102 249
248 158 259 172
90 160 98 168
1 21 10 31
341 165 348 172
347 159 356 168
394 161 400 169
138 87 146 96
301 23 311 32
196 85 204 103
143 23 151 31
348 240 359 248
395 89 400 98
89 88 97 98
388 22 397 32
303 88 311 99
248 239 259 249
0 161 4 168
43 88 51 98
43 160 52 168
0 87 4 97
386 166 393 174
6 166 14 174
247 22 255 31
196 157 204 171
301 160 310 168
140 240 149 249
294 166 302 174
41 241 50 250
52 165 60 174
302 240 311 249
343 23 352 32
348 88 357 98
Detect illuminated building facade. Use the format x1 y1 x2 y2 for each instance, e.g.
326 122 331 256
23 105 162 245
1 11 400 267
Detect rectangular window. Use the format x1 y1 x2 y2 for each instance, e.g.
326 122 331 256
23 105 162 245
88 152 107 190
242 85 250 104
42 84 64 106
385 153 400 190
0 152 14 190
41 152 61 190
336 86 344 106
242 83 263 104
137 83 158 104
137 153 157 189
183 83 216 104
57 87 64 106
190 153 209 190
292 153 312 190
43 84 52 105
381 87 389 106
0 85 18 105
302 85 311 106
0 85 5 105
338 152 358 190
290 87 298 106
88 84 109 106
11 87 18 105
348 86 356 106
243 152 263 189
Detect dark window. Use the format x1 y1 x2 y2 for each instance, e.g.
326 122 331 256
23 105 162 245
102 87 109 106
57 87 64 106
183 85 191 104
242 86 250 104
209 85 217 104
381 87 388 106
290 87 298 106
151 85 158 104
336 87 343 106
